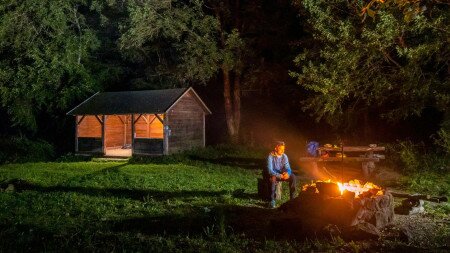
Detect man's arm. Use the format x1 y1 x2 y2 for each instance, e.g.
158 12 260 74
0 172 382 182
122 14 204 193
283 154 292 176
267 155 281 178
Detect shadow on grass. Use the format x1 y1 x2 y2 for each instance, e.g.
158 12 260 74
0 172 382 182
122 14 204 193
109 205 305 241
0 206 306 251
0 163 259 201
0 222 57 251
1 180 258 201
187 156 265 170
129 154 265 170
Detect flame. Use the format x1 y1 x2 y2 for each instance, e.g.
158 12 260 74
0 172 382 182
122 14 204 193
302 179 383 197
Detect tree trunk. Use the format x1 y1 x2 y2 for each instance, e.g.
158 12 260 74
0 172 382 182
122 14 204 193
216 1 242 144
223 68 238 143
233 73 241 141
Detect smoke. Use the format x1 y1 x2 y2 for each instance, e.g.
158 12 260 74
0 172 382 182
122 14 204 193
299 162 365 182
300 162 335 181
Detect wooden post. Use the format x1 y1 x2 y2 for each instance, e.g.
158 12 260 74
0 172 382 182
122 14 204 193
146 115 150 137
163 113 169 155
203 112 205 147
362 150 375 178
101 115 106 155
123 116 127 147
75 116 79 152
131 114 135 156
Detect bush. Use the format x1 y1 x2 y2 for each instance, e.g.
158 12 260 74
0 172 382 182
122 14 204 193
0 136 55 164
405 171 450 196
55 153 92 163
386 141 421 173
387 140 449 174
386 140 450 196
434 129 450 154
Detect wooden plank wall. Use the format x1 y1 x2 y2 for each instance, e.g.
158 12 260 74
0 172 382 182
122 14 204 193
134 139 164 154
78 137 102 152
78 115 101 137
135 114 164 139
105 115 126 148
167 90 204 154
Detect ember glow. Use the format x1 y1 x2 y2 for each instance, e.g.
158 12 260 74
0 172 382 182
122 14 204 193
302 179 383 197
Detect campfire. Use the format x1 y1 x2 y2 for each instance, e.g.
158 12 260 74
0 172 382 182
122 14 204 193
302 179 384 197
281 179 395 240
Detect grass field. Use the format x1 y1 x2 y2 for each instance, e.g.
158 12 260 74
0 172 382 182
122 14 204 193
0 147 448 252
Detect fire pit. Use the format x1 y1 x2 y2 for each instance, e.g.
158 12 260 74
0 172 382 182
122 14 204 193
280 179 395 239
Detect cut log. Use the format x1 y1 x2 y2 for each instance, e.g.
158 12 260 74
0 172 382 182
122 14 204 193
395 198 425 215
275 182 282 200
257 178 270 201
390 192 448 203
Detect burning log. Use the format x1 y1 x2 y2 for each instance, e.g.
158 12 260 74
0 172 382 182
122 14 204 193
280 179 394 240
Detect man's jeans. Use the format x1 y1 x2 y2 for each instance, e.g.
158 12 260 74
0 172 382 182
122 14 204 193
269 175 297 202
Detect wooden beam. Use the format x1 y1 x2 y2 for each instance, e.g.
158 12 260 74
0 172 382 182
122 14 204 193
134 114 143 124
75 116 79 152
163 113 168 155
117 115 125 124
131 114 135 155
155 114 164 124
77 115 86 125
148 115 157 124
141 114 149 124
95 115 103 124
146 115 150 137
101 115 106 155
298 157 381 162
203 112 205 147
318 146 385 152
123 116 127 146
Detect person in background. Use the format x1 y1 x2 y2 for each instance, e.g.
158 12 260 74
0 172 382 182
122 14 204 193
266 141 297 208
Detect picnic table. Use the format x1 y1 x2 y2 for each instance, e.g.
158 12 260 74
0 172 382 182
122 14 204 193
298 145 386 178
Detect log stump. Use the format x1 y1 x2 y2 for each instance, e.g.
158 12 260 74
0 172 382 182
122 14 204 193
257 179 282 201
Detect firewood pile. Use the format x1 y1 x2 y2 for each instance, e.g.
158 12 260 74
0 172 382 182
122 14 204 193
279 180 395 240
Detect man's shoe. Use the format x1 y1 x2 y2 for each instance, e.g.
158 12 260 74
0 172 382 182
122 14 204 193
269 200 276 209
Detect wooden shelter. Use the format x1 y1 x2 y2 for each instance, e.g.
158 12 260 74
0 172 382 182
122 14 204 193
67 87 211 156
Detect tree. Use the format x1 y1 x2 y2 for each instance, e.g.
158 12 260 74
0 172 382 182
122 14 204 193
120 0 248 143
0 0 100 130
290 0 449 135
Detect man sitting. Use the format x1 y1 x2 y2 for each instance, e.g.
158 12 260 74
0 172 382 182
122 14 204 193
266 141 297 208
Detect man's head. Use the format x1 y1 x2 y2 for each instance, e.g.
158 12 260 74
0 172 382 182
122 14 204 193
274 141 285 156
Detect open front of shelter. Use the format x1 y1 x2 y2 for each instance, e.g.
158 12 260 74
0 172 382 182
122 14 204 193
67 88 211 156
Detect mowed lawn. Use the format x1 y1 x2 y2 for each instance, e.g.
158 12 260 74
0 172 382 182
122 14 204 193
2 154 448 252
0 159 304 252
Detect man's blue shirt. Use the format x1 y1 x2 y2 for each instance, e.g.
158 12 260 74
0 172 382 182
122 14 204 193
267 152 292 178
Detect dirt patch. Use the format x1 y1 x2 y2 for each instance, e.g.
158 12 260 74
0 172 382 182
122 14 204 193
382 212 450 248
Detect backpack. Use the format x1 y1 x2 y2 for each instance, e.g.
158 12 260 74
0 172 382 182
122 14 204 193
306 141 319 157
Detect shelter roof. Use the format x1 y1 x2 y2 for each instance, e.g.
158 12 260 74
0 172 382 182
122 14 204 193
67 87 211 115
